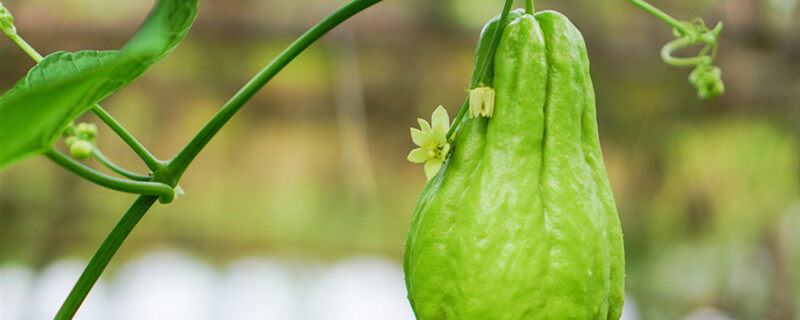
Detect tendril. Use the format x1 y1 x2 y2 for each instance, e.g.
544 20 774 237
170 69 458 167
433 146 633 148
661 19 725 100
0 2 16 36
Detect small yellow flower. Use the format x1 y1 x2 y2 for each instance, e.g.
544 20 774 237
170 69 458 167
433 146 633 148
408 106 452 180
468 86 495 118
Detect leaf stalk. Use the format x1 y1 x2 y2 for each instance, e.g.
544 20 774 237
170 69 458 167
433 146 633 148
90 104 163 171
168 0 386 181
91 147 152 181
44 149 173 203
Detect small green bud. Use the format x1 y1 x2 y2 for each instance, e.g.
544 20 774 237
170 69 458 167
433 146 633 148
69 140 93 160
76 122 98 141
65 136 78 147
63 125 76 136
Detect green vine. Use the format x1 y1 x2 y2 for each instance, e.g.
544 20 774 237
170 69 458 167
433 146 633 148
44 149 174 203
167 0 385 182
54 195 159 320
52 0 385 318
91 147 153 181
90 104 163 171
0 0 725 318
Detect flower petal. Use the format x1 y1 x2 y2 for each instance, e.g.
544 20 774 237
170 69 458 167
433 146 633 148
407 148 429 163
410 128 432 147
432 106 450 131
424 158 443 180
432 129 446 146
441 143 451 159
431 106 449 145
417 118 432 133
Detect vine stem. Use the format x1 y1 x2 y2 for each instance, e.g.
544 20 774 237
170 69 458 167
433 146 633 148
90 104 162 171
54 195 159 320
168 0 385 181
625 0 687 33
44 149 173 203
55 0 386 318
6 32 42 62
625 0 714 44
91 147 152 181
525 0 534 14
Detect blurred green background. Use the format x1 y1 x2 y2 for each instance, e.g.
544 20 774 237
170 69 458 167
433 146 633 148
0 0 797 319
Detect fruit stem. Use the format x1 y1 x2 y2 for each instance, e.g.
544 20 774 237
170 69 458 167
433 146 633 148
525 0 534 14
446 0 515 140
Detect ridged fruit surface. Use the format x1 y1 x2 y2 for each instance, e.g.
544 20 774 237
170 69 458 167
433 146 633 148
404 10 625 320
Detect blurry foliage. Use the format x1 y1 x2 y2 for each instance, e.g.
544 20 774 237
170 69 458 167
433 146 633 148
0 0 798 318
649 118 797 245
637 118 798 319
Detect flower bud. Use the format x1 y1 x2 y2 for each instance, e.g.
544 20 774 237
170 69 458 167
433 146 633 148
69 140 93 160
76 122 98 141
468 86 495 118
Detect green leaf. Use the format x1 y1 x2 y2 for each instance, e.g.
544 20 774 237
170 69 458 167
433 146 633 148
0 0 198 169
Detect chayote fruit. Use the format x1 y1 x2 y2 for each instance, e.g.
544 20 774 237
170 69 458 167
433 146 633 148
404 10 625 320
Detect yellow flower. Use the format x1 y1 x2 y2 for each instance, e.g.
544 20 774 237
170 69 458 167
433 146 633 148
407 106 452 180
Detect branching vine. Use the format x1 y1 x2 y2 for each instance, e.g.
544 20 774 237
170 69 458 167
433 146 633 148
0 0 724 318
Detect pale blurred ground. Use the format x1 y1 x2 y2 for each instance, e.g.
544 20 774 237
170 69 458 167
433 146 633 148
1 250 416 320
0 0 798 319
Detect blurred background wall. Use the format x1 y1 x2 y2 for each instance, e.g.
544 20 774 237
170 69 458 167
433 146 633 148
0 0 797 319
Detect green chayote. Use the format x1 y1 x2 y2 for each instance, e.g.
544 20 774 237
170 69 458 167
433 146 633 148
404 10 625 319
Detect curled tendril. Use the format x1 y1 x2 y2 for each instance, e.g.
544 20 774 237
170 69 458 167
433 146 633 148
662 18 725 100
673 18 708 40
0 2 16 36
